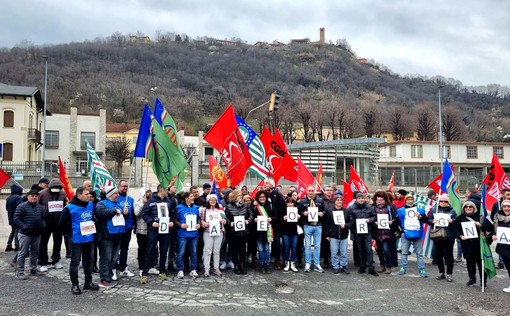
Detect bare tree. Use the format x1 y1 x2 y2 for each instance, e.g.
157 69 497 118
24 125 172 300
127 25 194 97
298 102 315 142
106 137 131 177
442 105 467 141
415 103 436 141
390 105 414 140
361 104 378 137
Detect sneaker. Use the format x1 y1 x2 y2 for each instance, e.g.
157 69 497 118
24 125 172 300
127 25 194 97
112 269 117 281
502 286 510 293
30 269 43 276
139 270 143 277
190 270 199 278
357 268 366 274
219 262 227 270
98 281 112 288
368 269 379 277
384 268 391 274
140 276 148 284
213 269 222 276
290 262 298 273
148 268 159 275
376 267 386 273
340 267 350 274
15 272 27 280
496 263 504 269
436 273 445 280
227 261 235 270
177 271 184 279
39 265 48 273
121 268 135 277
159 273 168 281
398 268 406 275
446 274 453 282
419 269 428 278
52 262 64 269
304 263 311 273
204 269 210 277
466 279 476 287
455 256 463 263
314 264 325 273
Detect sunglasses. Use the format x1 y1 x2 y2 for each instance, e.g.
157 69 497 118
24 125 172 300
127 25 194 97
464 205 474 208
439 200 449 203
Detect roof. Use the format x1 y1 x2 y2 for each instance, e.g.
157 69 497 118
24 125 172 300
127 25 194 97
287 137 387 150
106 122 139 133
0 83 49 115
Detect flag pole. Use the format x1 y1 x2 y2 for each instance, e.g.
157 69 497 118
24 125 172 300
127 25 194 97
481 234 485 293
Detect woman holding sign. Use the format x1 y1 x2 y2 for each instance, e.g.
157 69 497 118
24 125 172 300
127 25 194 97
371 191 396 274
428 194 457 282
491 200 510 292
253 191 277 274
325 195 351 274
280 196 300 272
175 192 201 279
199 195 227 277
225 190 253 275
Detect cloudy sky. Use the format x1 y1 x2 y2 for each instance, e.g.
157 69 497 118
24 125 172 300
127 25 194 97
2 0 509 86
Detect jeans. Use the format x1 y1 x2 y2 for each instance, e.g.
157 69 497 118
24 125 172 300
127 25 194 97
355 234 374 269
375 239 392 269
70 240 94 286
143 229 170 275
282 233 298 262
203 232 223 270
7 225 19 249
176 236 198 271
400 237 425 270
304 225 322 266
330 238 349 269
456 238 463 257
116 228 132 271
257 240 271 266
435 238 455 274
38 219 63 265
99 238 121 282
17 233 40 273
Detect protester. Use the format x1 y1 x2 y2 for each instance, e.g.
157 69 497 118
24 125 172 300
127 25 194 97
134 189 152 276
371 191 396 274
428 194 457 282
225 190 252 275
175 191 201 279
299 185 325 273
264 179 285 270
13 190 45 279
115 180 136 279
200 194 226 277
325 195 351 274
59 187 99 294
492 200 510 292
280 196 300 273
244 195 258 268
253 190 276 274
5 184 23 252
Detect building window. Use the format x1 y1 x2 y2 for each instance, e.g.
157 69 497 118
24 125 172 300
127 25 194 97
75 153 88 175
411 145 423 158
204 147 214 158
1 143 13 161
132 136 137 145
81 132 96 149
45 130 59 148
440 145 451 159
389 145 397 157
3 110 14 127
466 145 478 159
494 146 504 159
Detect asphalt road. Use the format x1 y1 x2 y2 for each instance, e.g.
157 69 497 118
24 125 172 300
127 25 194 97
1 246 509 316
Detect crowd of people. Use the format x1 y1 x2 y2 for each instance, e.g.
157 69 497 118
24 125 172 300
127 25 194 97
5 178 510 294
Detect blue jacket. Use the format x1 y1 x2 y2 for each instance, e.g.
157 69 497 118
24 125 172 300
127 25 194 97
59 196 95 243
175 203 200 238
142 194 176 232
427 205 458 239
13 201 45 236
396 204 428 239
96 199 126 239
117 194 135 230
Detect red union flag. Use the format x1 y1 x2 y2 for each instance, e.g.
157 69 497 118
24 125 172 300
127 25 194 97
203 105 253 187
483 152 510 210
343 180 353 208
58 156 75 200
427 174 443 194
349 165 369 194
387 169 395 192
208 155 229 189
273 128 298 182
260 127 297 185
297 158 315 198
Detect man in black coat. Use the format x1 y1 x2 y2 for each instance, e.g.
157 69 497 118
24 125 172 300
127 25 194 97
6 184 23 252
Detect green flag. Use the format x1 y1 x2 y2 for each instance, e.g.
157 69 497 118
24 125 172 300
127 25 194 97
147 117 188 192
480 184 497 279
85 139 116 196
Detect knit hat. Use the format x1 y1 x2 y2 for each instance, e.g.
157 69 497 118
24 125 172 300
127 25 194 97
438 193 449 203
405 194 414 201
501 200 510 207
39 177 50 184
105 186 119 198
202 183 212 190
206 194 217 202
355 192 366 199
397 189 407 196
462 201 478 212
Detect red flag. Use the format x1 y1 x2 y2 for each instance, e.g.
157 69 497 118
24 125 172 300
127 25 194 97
387 169 395 192
427 174 443 194
343 180 353 208
483 152 510 210
349 165 369 193
250 179 265 199
0 167 11 189
316 161 323 192
208 155 229 189
273 128 298 182
203 105 253 187
260 127 297 185
297 158 315 198
58 156 75 200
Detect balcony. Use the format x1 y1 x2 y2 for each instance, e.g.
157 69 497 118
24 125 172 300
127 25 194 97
28 128 42 142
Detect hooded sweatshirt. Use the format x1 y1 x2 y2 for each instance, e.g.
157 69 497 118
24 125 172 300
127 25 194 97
6 184 23 225
38 178 67 224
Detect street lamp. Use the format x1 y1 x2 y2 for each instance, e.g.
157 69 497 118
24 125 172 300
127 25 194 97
438 85 445 172
41 55 48 177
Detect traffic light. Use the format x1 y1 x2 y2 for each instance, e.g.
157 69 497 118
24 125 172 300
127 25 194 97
269 90 280 112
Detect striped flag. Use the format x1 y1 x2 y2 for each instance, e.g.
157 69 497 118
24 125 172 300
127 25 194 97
235 115 271 179
413 194 437 258
85 139 116 196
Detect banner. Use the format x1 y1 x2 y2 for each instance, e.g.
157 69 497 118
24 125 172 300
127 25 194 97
235 115 271 179
58 156 74 200
85 139 116 196
208 155 229 189
133 104 152 158
483 152 510 211
260 126 297 185
297 158 315 198
350 165 369 193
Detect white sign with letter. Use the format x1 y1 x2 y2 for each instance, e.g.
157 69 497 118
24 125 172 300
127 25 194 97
186 214 197 231
159 217 170 234
308 207 318 222
234 215 245 231
209 220 221 236
112 212 125 226
80 221 96 236
435 213 450 227
48 201 64 213
461 221 478 239
404 207 420 231
286 207 298 222
333 211 345 226
496 227 510 245
257 216 268 231
377 214 390 230
356 219 368 234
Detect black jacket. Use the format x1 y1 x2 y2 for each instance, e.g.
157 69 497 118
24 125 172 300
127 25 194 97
13 201 45 236
142 194 176 231
252 201 277 242
225 202 253 236
6 184 23 225
428 205 458 239
453 210 491 259
493 210 510 257
324 206 350 240
267 188 285 229
347 201 376 234
298 196 325 226
95 199 125 240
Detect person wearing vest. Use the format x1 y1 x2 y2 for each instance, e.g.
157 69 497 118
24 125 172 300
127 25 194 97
115 180 136 279
59 187 99 294
299 185 326 273
95 186 126 288
37 178 67 272
175 191 201 279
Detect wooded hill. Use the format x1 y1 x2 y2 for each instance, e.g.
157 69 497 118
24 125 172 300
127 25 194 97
1 33 510 143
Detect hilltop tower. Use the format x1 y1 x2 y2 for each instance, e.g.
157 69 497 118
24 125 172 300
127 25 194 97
320 27 325 43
